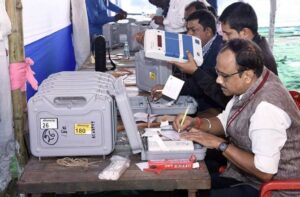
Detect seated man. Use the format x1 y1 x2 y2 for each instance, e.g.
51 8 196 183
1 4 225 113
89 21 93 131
152 10 228 114
219 2 278 75
173 39 300 197
164 2 278 112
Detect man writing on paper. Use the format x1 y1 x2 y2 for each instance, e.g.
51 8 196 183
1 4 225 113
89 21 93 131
173 39 300 197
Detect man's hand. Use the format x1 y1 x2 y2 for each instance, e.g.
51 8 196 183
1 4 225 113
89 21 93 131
150 84 164 101
134 31 145 45
152 16 164 26
173 114 194 132
114 13 125 21
120 10 127 18
180 129 225 149
170 52 198 75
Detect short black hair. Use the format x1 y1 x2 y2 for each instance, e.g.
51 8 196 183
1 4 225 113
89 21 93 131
185 1 207 12
185 1 217 18
219 2 258 34
207 6 217 18
186 10 216 35
220 39 264 77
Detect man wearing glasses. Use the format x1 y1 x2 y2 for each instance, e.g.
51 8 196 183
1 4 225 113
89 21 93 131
168 2 278 111
173 39 300 197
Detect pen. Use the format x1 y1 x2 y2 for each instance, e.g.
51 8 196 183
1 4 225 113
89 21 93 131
178 105 190 133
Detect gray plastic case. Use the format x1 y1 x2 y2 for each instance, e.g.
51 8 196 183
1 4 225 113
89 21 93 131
28 71 117 157
103 19 146 52
129 96 198 115
135 50 172 92
113 77 206 160
28 93 117 157
103 22 121 49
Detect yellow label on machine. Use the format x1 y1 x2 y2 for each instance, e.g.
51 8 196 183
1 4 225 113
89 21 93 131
74 124 92 135
149 72 156 80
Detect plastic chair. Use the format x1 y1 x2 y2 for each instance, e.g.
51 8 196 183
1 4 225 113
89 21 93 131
290 90 300 110
260 179 300 197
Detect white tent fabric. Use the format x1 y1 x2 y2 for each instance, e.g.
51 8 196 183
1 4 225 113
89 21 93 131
0 0 15 192
22 0 90 69
71 0 90 69
22 0 71 45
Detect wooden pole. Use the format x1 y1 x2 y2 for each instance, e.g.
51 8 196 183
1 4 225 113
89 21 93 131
268 0 277 50
6 0 28 170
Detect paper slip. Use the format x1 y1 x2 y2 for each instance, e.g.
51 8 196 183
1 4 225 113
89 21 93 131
142 128 160 137
162 75 185 100
136 162 149 171
159 129 180 141
134 112 157 123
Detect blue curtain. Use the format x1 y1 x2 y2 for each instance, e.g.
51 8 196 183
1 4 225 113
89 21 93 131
25 25 76 99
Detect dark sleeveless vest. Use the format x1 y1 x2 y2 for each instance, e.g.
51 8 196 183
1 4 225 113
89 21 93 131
222 68 300 197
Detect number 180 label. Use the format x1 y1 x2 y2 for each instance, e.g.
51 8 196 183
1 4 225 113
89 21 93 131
74 124 92 135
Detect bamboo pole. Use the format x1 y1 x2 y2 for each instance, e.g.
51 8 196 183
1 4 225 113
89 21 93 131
6 0 28 170
268 0 277 50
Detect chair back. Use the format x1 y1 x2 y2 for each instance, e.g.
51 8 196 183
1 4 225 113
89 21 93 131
289 90 300 110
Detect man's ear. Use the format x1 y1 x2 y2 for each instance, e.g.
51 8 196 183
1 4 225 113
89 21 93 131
205 27 213 37
239 27 254 39
243 69 255 83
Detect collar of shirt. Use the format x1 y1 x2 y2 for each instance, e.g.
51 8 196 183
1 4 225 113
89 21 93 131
202 34 217 57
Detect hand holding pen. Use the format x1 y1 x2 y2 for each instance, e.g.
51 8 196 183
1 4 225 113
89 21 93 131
173 107 194 132
178 105 190 133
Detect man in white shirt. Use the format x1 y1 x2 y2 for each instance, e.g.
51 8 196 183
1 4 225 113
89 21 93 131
173 39 300 197
149 0 195 33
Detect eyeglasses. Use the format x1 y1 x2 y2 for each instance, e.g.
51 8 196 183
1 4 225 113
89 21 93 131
186 27 204 34
215 69 245 80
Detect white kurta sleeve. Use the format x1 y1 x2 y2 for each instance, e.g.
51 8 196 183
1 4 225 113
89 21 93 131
249 101 290 174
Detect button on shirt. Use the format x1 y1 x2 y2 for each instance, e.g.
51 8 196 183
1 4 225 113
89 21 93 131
217 96 291 174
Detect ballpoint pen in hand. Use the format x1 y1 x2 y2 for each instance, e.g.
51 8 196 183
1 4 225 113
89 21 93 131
178 105 190 133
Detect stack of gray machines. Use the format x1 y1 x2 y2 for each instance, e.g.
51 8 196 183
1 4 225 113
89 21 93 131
103 18 148 52
28 71 117 157
28 71 206 160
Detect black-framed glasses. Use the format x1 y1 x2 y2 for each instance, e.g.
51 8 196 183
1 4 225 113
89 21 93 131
215 68 245 79
186 27 204 34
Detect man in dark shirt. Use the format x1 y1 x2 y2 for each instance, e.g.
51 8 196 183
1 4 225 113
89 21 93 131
179 10 224 113
219 2 278 75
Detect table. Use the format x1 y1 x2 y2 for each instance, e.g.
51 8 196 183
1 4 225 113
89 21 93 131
17 154 211 197
18 51 211 196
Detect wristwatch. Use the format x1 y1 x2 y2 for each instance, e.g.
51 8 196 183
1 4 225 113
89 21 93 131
218 142 229 152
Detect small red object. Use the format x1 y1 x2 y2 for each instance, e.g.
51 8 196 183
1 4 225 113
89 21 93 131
144 155 197 174
289 90 300 110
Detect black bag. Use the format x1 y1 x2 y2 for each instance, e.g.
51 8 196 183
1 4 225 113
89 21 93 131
94 35 116 72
